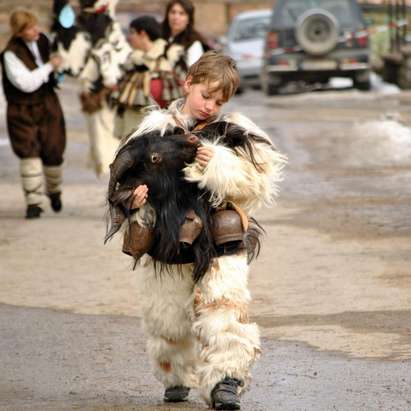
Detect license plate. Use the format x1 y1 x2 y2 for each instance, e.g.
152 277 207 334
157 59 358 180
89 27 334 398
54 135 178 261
302 60 337 70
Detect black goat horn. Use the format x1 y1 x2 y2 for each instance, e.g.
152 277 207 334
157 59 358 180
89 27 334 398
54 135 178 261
104 206 126 244
107 149 134 201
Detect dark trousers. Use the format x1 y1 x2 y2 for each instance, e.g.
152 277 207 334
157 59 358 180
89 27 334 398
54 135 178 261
7 92 66 166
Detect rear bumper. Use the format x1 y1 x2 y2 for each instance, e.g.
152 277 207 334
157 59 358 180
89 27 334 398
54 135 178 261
265 62 369 72
263 49 370 76
236 59 262 87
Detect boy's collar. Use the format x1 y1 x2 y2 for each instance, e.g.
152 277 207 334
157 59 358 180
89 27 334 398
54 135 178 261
169 98 194 127
169 98 221 132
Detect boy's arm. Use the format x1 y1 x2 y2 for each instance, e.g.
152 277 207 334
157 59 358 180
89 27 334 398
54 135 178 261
184 113 287 213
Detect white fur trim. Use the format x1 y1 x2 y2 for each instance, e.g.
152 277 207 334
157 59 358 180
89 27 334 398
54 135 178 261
147 335 199 388
135 253 260 397
193 254 260 402
57 32 91 77
196 254 251 303
91 22 131 87
129 203 156 227
79 22 130 90
84 103 119 176
166 43 185 66
125 110 176 143
184 138 287 213
137 262 195 341
138 262 199 387
224 112 271 144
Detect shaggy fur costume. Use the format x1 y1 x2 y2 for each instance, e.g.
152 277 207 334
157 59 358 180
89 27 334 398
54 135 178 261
52 0 131 175
110 99 286 405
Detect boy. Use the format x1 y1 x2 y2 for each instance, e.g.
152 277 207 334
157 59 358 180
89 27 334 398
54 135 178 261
0 9 66 219
111 16 184 140
111 51 286 409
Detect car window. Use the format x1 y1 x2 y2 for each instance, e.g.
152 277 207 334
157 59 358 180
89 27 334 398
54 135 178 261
278 0 354 26
230 16 271 42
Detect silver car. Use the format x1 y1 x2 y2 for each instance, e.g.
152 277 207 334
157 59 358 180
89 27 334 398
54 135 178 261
222 9 272 91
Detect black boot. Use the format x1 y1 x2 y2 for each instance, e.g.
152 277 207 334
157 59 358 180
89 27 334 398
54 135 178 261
48 192 62 212
164 385 190 402
211 377 242 410
26 204 43 219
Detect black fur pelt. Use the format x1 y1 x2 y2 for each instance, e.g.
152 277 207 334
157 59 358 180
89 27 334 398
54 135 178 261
106 130 216 282
191 120 272 173
106 122 265 282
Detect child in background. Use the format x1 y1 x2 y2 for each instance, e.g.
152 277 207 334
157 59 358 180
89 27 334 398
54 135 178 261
111 16 184 140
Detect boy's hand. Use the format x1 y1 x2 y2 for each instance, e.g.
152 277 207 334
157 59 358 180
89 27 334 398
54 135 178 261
131 184 148 209
196 146 214 168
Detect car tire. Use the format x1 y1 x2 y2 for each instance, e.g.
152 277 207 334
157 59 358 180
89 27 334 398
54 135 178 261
235 86 244 95
398 57 411 89
353 70 371 91
295 9 339 56
265 83 281 96
261 72 282 95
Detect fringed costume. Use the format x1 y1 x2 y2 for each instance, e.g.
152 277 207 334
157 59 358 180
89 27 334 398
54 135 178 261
110 38 184 140
52 0 131 176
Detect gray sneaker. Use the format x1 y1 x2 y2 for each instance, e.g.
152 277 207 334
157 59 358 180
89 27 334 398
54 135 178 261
164 385 190 402
211 377 242 410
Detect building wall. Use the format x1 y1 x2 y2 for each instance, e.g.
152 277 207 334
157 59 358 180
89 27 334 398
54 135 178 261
0 0 407 49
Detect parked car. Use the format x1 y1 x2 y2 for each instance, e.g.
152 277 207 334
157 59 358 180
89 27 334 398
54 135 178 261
221 9 272 91
261 0 371 95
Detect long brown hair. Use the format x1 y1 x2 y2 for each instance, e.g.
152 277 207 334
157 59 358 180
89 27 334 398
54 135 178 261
162 0 205 49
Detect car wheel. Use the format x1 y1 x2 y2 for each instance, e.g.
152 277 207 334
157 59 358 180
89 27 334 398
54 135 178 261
353 70 371 91
235 86 244 95
261 72 282 96
265 83 281 96
295 9 339 56
398 57 411 89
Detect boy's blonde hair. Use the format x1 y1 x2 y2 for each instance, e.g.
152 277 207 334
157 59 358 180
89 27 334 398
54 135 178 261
187 50 240 101
10 9 38 37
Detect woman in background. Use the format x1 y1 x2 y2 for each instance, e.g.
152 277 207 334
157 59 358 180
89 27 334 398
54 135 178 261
162 0 208 70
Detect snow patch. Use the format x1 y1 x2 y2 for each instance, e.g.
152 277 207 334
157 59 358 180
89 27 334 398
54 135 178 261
329 77 353 89
0 138 9 147
356 119 411 145
370 73 400 94
353 119 411 164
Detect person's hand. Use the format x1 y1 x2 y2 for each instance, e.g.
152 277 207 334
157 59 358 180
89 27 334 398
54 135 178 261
50 54 62 70
196 146 214 169
131 184 148 209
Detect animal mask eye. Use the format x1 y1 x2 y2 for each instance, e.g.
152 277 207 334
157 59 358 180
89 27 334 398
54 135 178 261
151 152 161 163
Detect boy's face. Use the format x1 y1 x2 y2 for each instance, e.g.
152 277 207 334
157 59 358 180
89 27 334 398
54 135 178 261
183 78 225 121
127 28 144 50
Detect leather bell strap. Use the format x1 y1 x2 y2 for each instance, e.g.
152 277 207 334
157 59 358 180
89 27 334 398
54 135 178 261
227 201 249 232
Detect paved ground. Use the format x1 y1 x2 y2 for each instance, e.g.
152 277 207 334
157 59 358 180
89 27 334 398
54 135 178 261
1 79 411 410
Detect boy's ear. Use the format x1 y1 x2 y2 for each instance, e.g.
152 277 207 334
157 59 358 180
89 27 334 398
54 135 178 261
183 76 192 94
